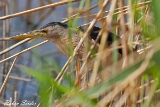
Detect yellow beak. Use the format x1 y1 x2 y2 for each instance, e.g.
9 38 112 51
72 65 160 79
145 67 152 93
0 31 47 41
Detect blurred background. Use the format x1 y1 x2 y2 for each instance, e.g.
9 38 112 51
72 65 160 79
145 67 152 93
0 0 89 106
0 0 159 107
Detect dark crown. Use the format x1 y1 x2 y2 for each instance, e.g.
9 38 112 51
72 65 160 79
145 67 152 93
41 22 68 29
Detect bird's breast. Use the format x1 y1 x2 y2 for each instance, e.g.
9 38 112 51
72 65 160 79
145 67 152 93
53 36 84 60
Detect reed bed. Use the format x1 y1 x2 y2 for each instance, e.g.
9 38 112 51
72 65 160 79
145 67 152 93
0 0 159 107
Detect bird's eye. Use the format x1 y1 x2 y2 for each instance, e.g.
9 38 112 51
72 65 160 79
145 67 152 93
41 30 48 33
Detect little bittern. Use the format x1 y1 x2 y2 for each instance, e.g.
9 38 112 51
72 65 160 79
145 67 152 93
0 22 122 69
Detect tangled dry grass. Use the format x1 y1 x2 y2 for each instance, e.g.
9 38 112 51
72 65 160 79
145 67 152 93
0 0 160 107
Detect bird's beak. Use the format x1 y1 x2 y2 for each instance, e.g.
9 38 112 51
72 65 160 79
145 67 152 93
0 30 47 41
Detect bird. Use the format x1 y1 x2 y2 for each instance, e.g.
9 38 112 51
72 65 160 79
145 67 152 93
0 22 122 69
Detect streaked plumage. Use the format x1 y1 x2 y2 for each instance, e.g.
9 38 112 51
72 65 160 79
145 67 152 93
0 22 122 69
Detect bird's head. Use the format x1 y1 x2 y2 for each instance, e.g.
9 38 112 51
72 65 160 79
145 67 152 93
0 22 68 41
38 22 68 41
